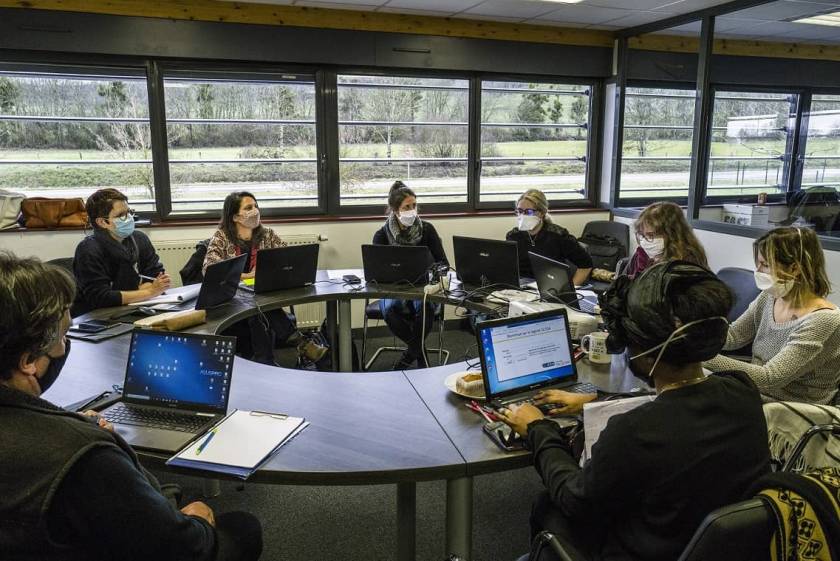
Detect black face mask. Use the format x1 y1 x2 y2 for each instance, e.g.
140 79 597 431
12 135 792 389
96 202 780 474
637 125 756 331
38 337 70 395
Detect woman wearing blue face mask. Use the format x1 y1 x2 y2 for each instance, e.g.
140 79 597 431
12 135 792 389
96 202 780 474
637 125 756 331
371 181 449 369
497 261 770 561
72 188 170 316
705 227 840 404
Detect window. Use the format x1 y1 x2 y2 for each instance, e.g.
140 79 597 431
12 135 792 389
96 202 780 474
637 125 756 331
337 74 469 206
479 80 590 205
0 69 155 211
163 73 318 214
801 94 840 191
619 86 695 206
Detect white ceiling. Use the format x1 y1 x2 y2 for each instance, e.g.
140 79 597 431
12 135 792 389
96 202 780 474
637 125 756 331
221 0 840 44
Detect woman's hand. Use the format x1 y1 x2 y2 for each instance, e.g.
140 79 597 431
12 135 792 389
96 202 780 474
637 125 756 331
533 390 597 416
495 403 544 437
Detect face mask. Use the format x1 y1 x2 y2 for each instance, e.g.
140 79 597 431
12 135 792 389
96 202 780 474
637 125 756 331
517 214 541 232
639 237 665 260
628 316 728 386
113 215 135 240
622 349 654 388
37 337 70 395
398 209 417 227
238 208 260 230
754 271 794 298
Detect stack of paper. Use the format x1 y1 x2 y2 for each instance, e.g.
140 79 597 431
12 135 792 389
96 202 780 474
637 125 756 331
129 284 202 308
166 410 308 479
582 396 654 463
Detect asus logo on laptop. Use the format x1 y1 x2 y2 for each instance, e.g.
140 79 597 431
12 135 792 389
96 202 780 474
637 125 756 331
547 274 556 280
281 266 293 271
479 252 490 258
390 263 402 268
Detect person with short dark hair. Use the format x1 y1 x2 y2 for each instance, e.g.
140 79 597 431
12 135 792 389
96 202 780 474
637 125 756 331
72 188 170 316
372 181 449 369
0 251 262 561
506 189 592 285
498 261 771 561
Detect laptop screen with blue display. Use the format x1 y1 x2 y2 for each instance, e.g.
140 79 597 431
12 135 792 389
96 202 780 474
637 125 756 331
478 311 576 399
123 330 234 412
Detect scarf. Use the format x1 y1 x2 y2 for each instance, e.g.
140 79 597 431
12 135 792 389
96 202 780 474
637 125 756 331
385 213 424 246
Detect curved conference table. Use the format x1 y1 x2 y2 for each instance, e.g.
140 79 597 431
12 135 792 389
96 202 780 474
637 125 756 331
56 270 638 561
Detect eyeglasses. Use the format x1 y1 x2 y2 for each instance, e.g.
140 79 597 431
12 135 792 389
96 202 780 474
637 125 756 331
636 231 659 243
108 208 136 222
514 208 539 216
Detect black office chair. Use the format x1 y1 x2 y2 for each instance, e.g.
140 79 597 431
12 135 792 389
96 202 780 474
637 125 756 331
717 267 760 359
580 221 630 255
360 299 449 370
47 256 74 274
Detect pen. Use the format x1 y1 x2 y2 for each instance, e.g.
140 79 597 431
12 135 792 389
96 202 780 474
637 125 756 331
138 274 159 282
468 400 495 423
195 429 217 455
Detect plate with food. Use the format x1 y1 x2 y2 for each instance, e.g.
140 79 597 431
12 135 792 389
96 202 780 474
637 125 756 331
444 370 486 400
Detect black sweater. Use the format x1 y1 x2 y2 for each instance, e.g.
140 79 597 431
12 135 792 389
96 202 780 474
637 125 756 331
506 222 592 278
526 371 770 561
72 230 164 316
372 221 449 266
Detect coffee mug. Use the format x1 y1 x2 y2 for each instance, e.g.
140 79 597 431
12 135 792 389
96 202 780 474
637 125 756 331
580 331 610 364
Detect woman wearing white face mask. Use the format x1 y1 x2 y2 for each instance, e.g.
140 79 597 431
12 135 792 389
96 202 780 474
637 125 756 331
626 201 709 277
705 227 840 404
505 189 592 285
372 181 449 369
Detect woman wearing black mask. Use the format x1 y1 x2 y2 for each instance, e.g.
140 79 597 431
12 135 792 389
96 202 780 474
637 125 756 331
497 261 771 561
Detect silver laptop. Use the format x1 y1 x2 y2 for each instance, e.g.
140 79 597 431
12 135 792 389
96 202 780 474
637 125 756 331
99 329 236 453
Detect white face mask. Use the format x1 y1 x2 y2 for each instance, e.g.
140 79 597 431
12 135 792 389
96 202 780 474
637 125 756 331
639 237 665 260
398 209 417 227
517 214 541 232
754 271 794 298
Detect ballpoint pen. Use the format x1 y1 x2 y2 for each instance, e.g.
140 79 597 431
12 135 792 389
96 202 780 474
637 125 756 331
138 273 161 282
195 429 217 455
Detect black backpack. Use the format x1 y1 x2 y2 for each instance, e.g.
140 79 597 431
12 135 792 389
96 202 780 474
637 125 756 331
578 233 626 272
179 239 210 286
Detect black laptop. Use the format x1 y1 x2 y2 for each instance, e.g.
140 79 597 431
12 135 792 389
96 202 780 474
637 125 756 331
98 329 236 453
361 244 433 285
453 236 520 289
529 252 577 305
475 308 597 410
195 253 247 310
240 244 319 294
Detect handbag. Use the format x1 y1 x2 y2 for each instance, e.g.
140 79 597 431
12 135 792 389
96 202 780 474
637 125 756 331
0 189 24 229
21 197 88 229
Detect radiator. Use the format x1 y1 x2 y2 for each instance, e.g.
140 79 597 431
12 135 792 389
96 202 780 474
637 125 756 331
153 233 325 330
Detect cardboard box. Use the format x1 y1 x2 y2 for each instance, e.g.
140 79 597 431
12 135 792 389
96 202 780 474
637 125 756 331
722 204 770 227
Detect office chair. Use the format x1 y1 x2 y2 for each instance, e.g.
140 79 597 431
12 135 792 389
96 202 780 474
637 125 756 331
47 256 74 274
360 299 449 370
717 267 760 359
580 221 630 256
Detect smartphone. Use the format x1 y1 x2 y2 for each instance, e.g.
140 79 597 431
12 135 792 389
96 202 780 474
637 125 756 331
482 421 525 452
343 274 362 284
70 320 115 334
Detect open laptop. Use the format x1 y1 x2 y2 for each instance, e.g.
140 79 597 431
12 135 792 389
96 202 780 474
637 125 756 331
529 252 597 315
98 329 236 453
195 253 247 310
475 308 598 410
240 244 319 293
361 244 433 285
453 236 520 290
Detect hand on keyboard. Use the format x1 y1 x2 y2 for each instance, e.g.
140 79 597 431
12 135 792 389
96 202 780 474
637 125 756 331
533 388 598 416
81 410 115 433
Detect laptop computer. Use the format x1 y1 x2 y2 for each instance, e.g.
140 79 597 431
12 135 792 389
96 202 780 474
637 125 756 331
529 252 597 315
453 236 520 289
240 244 319 294
475 308 598 410
195 253 247 310
98 329 236 453
361 244 433 285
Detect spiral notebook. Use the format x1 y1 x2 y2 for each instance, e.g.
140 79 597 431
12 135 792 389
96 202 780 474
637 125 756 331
166 409 308 479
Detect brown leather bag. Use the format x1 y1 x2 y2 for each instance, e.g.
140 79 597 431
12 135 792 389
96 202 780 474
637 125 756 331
21 197 88 229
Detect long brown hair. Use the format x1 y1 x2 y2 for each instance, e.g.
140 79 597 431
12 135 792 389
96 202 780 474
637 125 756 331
635 202 708 267
219 191 263 244
754 227 831 305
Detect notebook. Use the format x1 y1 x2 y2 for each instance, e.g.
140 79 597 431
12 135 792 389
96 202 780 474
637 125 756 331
167 409 308 479
97 329 236 453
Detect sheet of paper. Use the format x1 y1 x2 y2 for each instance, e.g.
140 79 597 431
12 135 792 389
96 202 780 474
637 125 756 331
582 396 654 462
174 410 305 469
129 284 202 306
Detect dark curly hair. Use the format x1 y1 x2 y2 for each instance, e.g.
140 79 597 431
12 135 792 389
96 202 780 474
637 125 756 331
0 252 76 380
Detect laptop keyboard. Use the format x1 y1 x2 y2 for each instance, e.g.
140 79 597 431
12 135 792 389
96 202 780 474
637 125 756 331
503 382 600 408
577 298 597 315
102 403 209 433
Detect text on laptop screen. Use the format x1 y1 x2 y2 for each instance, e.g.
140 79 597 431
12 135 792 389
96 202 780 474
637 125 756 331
480 315 574 396
124 332 233 409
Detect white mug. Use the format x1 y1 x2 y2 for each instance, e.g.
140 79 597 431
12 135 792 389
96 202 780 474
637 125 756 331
580 331 611 364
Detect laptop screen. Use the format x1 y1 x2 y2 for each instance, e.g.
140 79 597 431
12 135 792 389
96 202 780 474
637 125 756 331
477 311 576 398
123 330 235 412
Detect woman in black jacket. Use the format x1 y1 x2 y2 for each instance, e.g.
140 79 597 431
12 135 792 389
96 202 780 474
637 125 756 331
372 181 448 369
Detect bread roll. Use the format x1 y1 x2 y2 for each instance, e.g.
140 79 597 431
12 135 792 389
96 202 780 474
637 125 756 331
456 372 484 397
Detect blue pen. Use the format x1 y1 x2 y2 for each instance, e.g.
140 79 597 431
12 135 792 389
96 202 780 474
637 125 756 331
195 429 217 455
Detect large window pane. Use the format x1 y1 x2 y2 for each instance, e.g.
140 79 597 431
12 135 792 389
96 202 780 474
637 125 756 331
620 87 695 205
0 70 155 211
795 94 840 236
480 81 590 204
163 75 318 214
338 75 468 206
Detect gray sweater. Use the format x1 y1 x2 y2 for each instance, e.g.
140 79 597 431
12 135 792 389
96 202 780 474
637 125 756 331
705 291 840 404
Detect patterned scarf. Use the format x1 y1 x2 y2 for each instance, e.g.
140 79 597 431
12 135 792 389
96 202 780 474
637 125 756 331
385 213 423 246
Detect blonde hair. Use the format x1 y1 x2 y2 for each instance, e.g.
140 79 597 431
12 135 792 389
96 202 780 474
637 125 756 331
636 202 708 268
516 189 552 223
754 227 831 305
